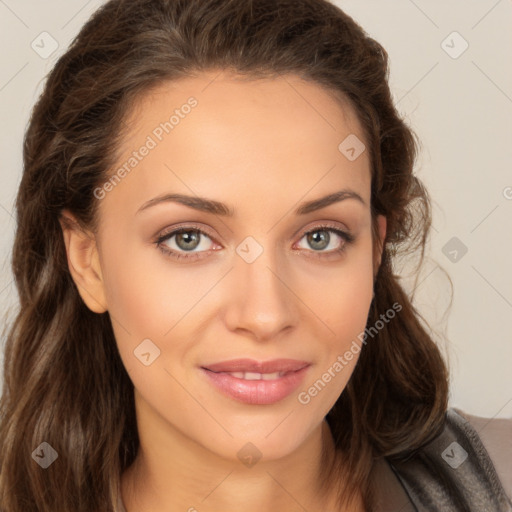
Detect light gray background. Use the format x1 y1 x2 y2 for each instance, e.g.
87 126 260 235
0 0 511 419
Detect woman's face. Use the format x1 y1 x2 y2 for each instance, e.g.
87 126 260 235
68 71 386 462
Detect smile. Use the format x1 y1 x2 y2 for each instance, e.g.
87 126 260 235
200 359 311 405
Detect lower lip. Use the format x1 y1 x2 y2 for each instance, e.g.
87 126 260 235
201 366 310 405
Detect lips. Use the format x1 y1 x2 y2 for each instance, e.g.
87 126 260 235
200 358 311 405
202 358 310 374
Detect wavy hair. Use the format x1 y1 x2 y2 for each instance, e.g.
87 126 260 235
0 0 449 510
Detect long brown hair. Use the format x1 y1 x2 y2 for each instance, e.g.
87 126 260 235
0 0 449 510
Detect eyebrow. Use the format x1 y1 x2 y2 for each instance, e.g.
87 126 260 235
136 188 366 217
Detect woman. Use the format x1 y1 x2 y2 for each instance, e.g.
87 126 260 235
0 0 510 511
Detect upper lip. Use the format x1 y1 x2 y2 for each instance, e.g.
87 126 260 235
202 358 310 374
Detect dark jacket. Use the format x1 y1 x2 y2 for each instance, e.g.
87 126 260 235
372 407 512 511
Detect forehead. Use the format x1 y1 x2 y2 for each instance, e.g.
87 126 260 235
122 70 364 149
101 70 371 221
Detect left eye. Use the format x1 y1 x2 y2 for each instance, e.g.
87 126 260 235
155 225 354 261
296 227 352 253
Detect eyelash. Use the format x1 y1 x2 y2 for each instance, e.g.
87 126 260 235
154 223 355 262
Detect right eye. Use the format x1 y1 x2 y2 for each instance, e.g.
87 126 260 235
155 226 220 261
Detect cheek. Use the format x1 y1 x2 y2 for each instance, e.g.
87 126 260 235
99 245 192 396
101 252 165 337
298 241 374 403
99 234 201 339
98 235 222 381
296 258 372 415
303 246 374 340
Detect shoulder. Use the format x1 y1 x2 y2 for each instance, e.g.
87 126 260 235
386 406 512 511
453 407 512 502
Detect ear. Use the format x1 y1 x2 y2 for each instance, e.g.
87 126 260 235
59 209 108 313
373 214 387 278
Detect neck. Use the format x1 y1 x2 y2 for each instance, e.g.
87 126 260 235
120 398 361 511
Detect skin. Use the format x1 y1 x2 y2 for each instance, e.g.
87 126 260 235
60 70 386 512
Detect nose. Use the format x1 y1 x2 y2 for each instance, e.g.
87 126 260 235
223 245 299 342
